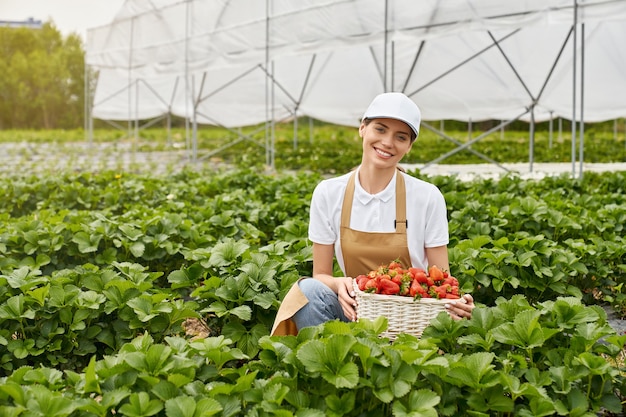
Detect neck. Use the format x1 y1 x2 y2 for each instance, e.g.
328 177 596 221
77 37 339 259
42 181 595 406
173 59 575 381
358 164 397 194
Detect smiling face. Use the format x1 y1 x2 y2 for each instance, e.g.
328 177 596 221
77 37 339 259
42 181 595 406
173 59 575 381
359 117 414 169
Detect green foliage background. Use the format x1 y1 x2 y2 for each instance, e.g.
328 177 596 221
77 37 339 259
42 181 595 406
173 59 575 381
0 23 85 129
0 166 625 416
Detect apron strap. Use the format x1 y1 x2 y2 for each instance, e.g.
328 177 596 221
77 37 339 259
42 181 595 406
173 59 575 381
395 173 407 233
340 172 357 228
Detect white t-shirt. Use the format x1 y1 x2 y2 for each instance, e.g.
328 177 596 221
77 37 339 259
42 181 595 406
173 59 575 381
308 168 449 275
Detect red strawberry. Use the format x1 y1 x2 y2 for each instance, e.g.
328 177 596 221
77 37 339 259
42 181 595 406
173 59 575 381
364 279 379 293
356 275 370 291
379 279 400 295
428 265 445 284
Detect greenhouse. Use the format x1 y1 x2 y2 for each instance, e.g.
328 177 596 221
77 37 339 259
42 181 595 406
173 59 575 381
85 0 626 171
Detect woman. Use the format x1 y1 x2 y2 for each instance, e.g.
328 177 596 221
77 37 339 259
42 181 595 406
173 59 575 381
271 92 474 336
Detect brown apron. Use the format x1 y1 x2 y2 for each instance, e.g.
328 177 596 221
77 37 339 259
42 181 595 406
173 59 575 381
270 170 411 336
340 171 412 277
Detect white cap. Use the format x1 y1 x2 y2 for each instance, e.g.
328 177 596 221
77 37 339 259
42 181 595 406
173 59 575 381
362 92 421 138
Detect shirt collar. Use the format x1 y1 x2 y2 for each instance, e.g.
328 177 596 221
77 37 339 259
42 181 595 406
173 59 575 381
354 168 397 204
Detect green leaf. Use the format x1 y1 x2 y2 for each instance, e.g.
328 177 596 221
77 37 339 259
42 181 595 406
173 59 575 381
392 389 440 417
83 355 101 394
0 381 27 406
77 290 107 309
129 241 145 257
466 386 514 413
165 395 222 417
207 240 249 267
193 397 224 417
207 301 252 320
325 391 355 415
526 397 557 417
549 297 598 329
0 295 36 320
19 385 77 416
118 392 163 417
189 336 248 369
491 309 558 349
124 344 174 376
445 352 498 390
99 388 131 409
168 263 205 288
296 334 359 388
252 292 277 310
2 266 47 291
72 231 102 253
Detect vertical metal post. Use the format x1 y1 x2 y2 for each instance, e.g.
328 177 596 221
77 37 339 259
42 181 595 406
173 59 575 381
128 17 134 144
549 111 553 148
84 59 88 143
578 23 585 179
383 0 389 90
265 0 269 167
184 0 191 161
571 0 578 178
529 107 535 173
293 110 298 150
269 60 276 171
264 0 275 169
167 112 171 146
192 75 198 162
134 80 139 153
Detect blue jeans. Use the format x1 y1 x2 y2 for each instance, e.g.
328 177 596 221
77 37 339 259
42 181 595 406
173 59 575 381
292 278 350 330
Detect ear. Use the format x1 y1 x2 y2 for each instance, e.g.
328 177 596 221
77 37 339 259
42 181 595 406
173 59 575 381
359 122 366 138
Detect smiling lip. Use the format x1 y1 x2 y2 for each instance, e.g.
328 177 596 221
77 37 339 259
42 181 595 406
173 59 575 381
374 147 393 158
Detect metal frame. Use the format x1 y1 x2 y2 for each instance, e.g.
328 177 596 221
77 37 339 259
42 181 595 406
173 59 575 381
86 0 594 177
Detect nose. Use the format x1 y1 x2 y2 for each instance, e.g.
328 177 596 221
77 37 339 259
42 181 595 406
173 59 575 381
380 132 393 147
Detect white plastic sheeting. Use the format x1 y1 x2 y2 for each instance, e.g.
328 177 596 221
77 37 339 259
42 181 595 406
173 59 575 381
85 0 626 127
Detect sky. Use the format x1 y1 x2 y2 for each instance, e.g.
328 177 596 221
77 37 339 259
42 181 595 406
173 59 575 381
0 0 126 40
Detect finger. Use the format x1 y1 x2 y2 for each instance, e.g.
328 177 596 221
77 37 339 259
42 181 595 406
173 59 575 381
447 310 462 320
342 305 357 321
340 299 357 321
446 303 469 319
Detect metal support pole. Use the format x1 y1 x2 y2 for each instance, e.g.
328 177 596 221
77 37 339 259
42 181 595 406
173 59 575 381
571 0 578 178
192 75 198 162
578 23 585 179
293 110 298 150
549 111 554 148
529 107 536 173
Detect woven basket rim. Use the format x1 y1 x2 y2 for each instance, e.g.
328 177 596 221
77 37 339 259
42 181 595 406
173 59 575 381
352 279 449 305
351 279 448 339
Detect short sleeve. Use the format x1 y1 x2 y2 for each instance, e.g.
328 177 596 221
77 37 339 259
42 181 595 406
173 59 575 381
423 187 449 248
308 181 339 245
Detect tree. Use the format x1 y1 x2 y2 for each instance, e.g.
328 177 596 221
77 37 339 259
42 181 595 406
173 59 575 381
0 21 85 129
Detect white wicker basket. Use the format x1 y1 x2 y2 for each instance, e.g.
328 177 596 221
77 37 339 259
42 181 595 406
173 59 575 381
353 280 447 339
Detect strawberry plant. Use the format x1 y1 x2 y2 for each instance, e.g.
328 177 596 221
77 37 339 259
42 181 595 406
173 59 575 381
0 161 626 414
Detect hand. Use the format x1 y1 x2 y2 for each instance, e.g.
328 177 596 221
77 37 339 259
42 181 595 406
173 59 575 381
445 294 474 320
336 277 357 321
